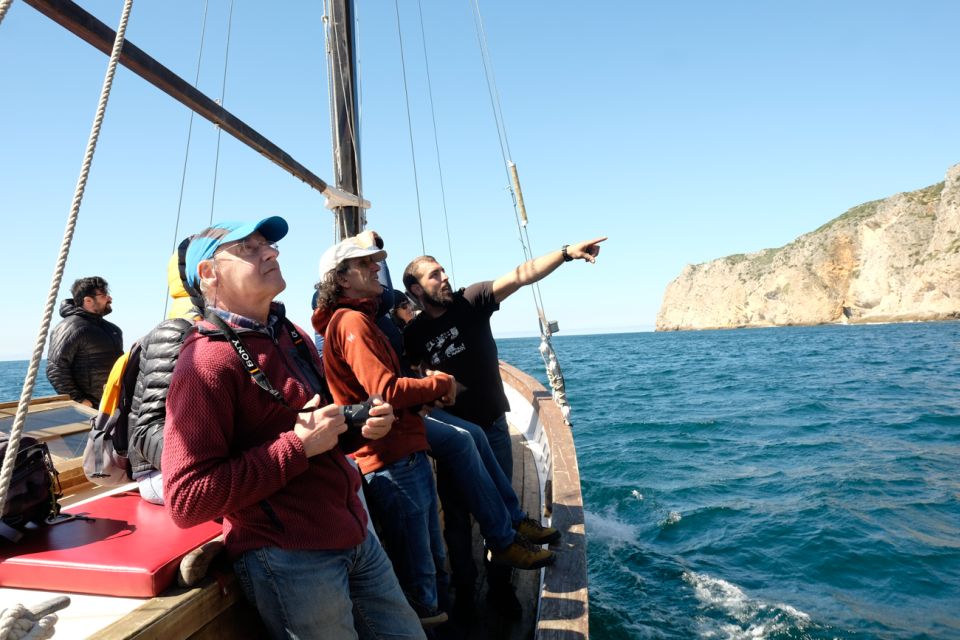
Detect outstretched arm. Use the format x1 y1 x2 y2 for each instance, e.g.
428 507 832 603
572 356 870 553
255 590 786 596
492 236 607 303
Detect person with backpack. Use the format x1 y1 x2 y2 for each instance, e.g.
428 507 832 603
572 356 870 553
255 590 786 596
127 249 202 505
162 218 424 640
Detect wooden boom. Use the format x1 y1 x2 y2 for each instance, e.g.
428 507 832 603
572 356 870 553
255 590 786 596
23 0 331 195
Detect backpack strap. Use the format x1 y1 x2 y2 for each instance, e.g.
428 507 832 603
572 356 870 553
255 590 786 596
176 234 206 311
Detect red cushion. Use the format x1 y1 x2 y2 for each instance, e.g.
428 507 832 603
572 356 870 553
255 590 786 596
0 491 222 597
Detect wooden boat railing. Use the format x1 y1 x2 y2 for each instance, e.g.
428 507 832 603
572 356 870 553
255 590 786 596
500 362 589 640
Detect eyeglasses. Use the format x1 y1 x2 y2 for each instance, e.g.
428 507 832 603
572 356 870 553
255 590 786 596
218 237 278 259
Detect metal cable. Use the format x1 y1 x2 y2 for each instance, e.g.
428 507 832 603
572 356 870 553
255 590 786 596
0 0 134 521
467 0 571 423
208 0 236 224
394 0 426 254
415 0 455 286
163 0 211 319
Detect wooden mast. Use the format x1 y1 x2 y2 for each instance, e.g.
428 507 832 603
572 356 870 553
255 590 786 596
326 0 364 239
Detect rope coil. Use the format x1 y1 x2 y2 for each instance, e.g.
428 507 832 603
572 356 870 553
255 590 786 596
0 598 70 640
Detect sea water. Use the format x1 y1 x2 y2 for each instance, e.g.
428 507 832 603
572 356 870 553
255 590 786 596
3 322 958 638
497 323 960 640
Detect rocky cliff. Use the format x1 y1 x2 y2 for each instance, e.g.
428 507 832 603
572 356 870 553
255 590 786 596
656 164 960 331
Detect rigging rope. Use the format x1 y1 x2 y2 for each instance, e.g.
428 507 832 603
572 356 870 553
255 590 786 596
0 596 69 640
415 0 456 287
164 0 211 319
0 0 133 546
0 0 13 28
393 0 426 254
208 0 236 225
467 0 571 423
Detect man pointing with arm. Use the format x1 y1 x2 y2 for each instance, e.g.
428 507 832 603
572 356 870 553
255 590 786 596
402 236 605 615
403 236 605 473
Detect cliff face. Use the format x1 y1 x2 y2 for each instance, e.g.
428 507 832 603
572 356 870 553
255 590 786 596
656 164 960 331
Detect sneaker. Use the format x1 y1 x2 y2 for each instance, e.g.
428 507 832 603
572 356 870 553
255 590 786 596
486 583 522 620
516 517 561 545
487 534 556 570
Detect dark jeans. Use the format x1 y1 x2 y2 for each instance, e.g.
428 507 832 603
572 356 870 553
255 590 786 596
435 413 515 594
363 451 447 614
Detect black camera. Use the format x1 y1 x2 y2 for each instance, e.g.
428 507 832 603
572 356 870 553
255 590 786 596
338 401 372 454
342 401 372 430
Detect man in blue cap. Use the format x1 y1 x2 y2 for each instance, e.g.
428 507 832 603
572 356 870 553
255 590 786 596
162 217 426 639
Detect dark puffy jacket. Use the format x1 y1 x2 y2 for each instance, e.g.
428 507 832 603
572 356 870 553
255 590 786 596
128 317 194 475
46 299 123 404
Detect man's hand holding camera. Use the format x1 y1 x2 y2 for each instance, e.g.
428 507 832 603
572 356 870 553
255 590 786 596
295 395 347 457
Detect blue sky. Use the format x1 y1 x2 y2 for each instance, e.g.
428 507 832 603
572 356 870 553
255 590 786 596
1 1 959 360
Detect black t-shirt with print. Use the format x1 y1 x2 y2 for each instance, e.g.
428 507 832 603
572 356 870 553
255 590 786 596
403 281 508 428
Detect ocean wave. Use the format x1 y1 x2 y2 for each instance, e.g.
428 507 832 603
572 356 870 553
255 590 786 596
584 508 641 549
682 571 814 639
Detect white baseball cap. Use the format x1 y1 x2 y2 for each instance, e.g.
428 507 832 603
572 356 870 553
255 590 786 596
319 237 388 277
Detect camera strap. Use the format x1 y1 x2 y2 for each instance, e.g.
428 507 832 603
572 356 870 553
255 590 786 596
205 310 328 413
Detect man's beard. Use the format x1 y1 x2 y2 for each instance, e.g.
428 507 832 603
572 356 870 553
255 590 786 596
422 286 453 308
101 303 113 316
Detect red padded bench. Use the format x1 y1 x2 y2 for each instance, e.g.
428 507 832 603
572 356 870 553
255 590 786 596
0 490 222 597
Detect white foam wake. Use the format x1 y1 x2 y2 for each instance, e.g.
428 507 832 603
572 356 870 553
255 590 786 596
682 571 811 639
583 509 639 548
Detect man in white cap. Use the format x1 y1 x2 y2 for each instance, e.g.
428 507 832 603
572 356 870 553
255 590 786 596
162 218 425 640
312 235 559 628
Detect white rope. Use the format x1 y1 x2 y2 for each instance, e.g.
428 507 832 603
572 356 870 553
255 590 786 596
0 0 133 519
0 606 58 640
0 0 14 28
0 599 69 640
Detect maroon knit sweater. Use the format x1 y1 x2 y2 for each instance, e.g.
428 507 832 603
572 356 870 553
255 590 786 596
162 319 368 560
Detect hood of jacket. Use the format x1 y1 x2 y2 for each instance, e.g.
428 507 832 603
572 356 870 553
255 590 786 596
311 296 379 336
167 252 202 320
58 298 101 321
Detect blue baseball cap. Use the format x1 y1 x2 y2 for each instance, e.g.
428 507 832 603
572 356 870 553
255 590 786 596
184 216 289 288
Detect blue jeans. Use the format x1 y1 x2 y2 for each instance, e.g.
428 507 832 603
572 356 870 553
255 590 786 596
363 451 447 615
430 411 519 592
234 534 425 640
425 410 523 550
483 414 514 480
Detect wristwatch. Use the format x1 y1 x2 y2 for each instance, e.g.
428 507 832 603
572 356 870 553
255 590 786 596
561 244 573 262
